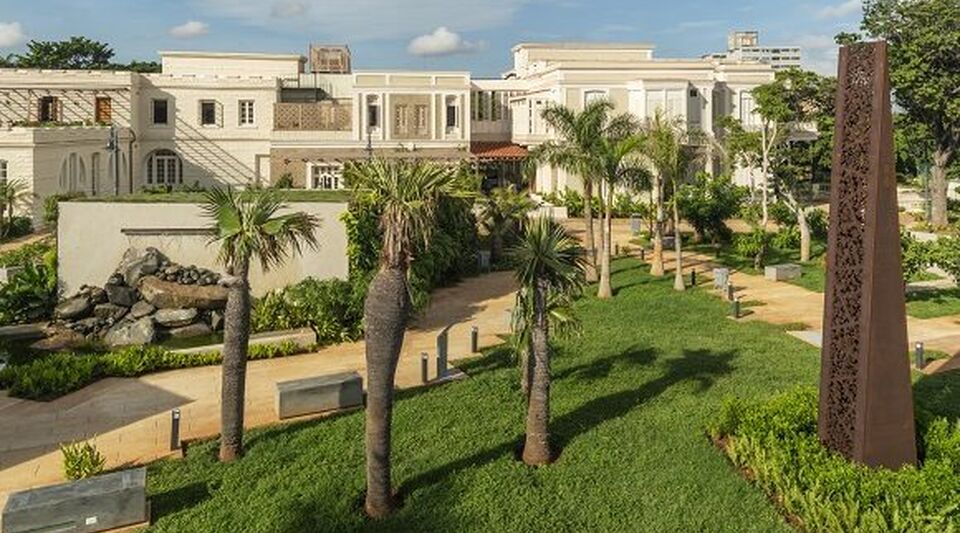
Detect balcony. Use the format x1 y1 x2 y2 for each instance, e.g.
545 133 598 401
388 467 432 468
274 101 352 132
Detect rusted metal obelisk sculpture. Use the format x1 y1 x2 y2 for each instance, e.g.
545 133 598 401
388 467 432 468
818 42 917 469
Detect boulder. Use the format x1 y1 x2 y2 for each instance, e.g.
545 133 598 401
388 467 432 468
69 317 102 335
104 317 157 347
139 276 228 310
154 308 198 328
94 303 129 322
209 310 224 331
119 247 164 286
54 296 92 320
129 301 156 319
166 322 213 339
31 328 87 351
105 284 138 307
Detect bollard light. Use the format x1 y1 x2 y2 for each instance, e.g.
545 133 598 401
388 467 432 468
615 243 620 256
640 248 646 261
726 282 735 302
732 297 741 319
915 342 925 370
690 269 697 287
471 326 479 353
170 408 181 452
421 352 429 383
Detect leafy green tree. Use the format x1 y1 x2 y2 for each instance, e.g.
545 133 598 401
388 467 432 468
15 37 114 69
478 185 535 265
715 116 762 197
343 159 472 518
509 216 585 466
202 188 320 462
862 0 960 226
678 173 747 243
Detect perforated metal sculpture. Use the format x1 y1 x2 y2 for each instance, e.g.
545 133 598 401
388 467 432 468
817 42 917 469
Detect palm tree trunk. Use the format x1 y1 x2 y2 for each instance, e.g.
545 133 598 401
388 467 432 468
651 175 665 277
672 189 685 292
363 266 410 518
598 184 613 299
219 257 251 463
798 205 811 263
582 179 598 282
930 147 953 227
523 278 551 466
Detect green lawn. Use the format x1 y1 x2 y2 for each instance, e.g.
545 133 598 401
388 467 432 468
143 259 960 532
907 288 960 319
688 242 827 293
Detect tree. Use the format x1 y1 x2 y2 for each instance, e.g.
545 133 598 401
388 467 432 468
531 101 626 282
643 112 703 291
15 37 114 70
863 0 960 226
509 216 586 465
478 185 535 265
202 188 319 462
344 158 473 518
0 179 30 239
678 173 747 243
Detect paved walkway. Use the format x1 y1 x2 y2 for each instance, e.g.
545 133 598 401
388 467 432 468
0 270 517 507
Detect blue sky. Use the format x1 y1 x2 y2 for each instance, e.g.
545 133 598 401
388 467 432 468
0 0 863 76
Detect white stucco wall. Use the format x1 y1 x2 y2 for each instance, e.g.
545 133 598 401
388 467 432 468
58 201 349 297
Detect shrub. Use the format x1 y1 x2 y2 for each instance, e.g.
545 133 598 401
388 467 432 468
0 240 54 267
43 192 85 228
807 208 828 241
930 236 960 281
272 173 295 189
252 278 363 344
0 252 58 326
678 173 746 243
710 387 960 532
901 230 934 280
768 201 796 227
61 440 106 480
772 225 800 250
4 216 32 240
734 228 771 270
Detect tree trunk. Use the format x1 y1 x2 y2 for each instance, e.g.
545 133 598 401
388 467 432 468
672 190 685 292
598 186 613 299
521 339 533 400
363 266 410 518
523 279 551 466
491 229 504 266
930 148 953 227
798 206 811 263
760 125 771 226
219 257 251 463
582 179 598 282
651 175 665 277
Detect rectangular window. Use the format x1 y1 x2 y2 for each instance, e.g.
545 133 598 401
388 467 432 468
0 160 7 181
200 100 217 126
95 97 112 124
415 105 428 130
239 100 255 126
309 163 343 190
445 96 459 130
39 96 59 122
395 105 408 133
367 101 380 128
152 99 168 125
583 90 606 107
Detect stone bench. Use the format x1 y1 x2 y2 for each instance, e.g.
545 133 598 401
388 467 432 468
712 268 730 289
765 263 802 281
2 468 148 533
275 371 363 420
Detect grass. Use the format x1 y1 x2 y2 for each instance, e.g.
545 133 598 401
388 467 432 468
141 258 960 532
73 189 350 204
907 288 960 319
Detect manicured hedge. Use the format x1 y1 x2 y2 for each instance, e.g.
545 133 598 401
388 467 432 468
0 341 308 400
251 278 364 344
709 387 960 532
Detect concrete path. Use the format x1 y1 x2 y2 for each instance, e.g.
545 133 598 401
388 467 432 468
0 270 517 508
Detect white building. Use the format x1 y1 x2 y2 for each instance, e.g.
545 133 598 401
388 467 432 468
0 41 774 220
705 31 802 72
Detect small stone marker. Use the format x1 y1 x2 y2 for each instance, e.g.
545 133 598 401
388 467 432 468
2 468 149 533
713 268 730 289
470 326 479 353
764 264 802 281
275 371 363 419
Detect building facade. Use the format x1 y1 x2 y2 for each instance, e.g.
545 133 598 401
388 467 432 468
705 31 802 71
0 41 774 219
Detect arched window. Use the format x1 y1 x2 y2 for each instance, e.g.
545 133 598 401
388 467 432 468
59 153 86 192
145 149 183 185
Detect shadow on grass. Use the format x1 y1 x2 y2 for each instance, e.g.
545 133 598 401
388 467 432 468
554 345 656 382
151 482 214 522
915 369 960 421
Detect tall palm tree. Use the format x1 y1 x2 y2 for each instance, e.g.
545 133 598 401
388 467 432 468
643 113 703 291
344 158 472 518
478 185 535 265
531 101 628 283
202 187 320 462
510 215 586 466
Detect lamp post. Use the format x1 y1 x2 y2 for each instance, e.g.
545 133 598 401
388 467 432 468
106 126 121 196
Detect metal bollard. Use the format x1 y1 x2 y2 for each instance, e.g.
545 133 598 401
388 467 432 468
690 269 697 286
471 326 479 353
640 248 646 261
615 243 620 256
170 408 181 452
915 342 925 370
726 282 735 301
732 297 741 319
421 352 429 383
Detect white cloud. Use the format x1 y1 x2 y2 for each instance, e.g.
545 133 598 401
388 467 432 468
817 0 862 20
795 34 836 50
0 22 25 48
271 1 308 18
195 0 530 41
792 34 840 75
408 27 482 57
169 20 210 39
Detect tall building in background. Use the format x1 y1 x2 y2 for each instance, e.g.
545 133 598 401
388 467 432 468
705 30 801 71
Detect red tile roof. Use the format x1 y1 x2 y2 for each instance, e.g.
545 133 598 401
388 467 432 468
470 142 529 160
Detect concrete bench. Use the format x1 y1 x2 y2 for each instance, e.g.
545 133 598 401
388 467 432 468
765 263 802 281
2 468 148 533
713 268 730 289
275 371 363 420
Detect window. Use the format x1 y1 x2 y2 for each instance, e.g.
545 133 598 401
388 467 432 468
59 153 86 192
366 95 380 130
689 88 699 98
0 160 6 182
445 95 459 132
39 96 59 122
308 163 343 190
152 99 169 125
200 100 217 126
395 104 409 133
146 149 183 185
95 97 112 124
415 105 428 130
239 100 255 126
583 90 606 106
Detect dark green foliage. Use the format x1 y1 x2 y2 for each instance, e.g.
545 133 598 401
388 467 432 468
711 387 960 532
771 225 800 250
251 278 363 344
768 201 797 227
0 248 58 326
4 36 159 72
0 341 307 400
43 192 85 228
678 173 747 243
543 189 644 219
3 217 32 241
61 440 106 480
0 240 54 267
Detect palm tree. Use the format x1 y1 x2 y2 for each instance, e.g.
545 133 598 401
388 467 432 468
530 101 627 283
344 158 472 518
510 215 586 466
643 112 703 291
0 179 30 238
510 285 580 398
478 185 535 265
202 187 320 462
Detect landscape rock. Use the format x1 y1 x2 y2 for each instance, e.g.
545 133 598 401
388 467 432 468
54 296 92 320
129 301 156 319
209 310 224 331
118 247 163 286
154 308 198 328
139 276 228 310
166 322 213 339
103 317 157 347
105 284 138 307
94 303 129 322
30 328 87 351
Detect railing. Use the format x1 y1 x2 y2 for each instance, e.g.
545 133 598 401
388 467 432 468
273 102 352 132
